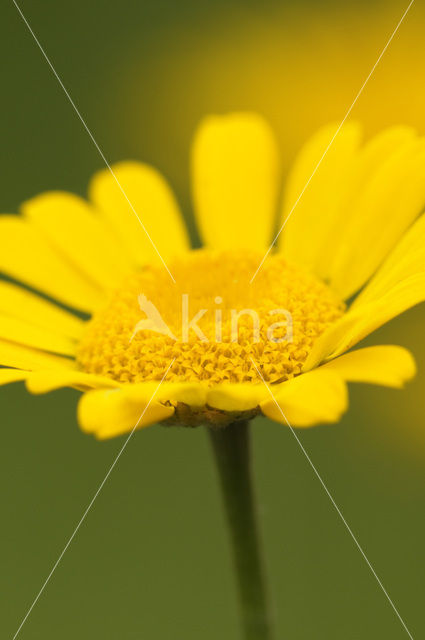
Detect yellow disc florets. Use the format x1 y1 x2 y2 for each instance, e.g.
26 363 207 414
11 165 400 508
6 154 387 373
76 250 345 385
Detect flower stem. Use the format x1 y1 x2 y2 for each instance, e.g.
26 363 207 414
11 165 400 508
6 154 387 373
208 420 274 640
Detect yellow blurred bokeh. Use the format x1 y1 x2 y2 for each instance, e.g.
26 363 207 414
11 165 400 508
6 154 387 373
118 1 425 182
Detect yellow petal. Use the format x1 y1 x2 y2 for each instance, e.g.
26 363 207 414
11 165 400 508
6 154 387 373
102 381 207 407
0 314 76 356
327 136 425 298
305 273 425 368
207 383 267 411
191 113 280 251
316 126 416 280
353 210 425 306
0 368 30 385
26 370 120 394
280 122 362 270
78 387 174 439
22 192 131 290
0 339 75 371
0 216 104 312
260 369 348 427
89 162 189 268
321 345 416 388
165 382 207 407
0 281 83 340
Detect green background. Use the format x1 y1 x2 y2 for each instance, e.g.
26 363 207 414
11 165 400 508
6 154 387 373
1 0 424 638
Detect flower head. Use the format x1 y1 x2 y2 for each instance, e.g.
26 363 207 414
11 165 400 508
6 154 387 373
0 114 421 437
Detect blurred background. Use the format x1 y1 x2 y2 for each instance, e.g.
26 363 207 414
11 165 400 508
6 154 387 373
1 0 424 637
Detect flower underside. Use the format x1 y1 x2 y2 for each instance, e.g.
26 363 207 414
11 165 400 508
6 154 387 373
77 250 345 388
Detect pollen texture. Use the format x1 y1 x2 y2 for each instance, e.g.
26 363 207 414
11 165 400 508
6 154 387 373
76 250 345 385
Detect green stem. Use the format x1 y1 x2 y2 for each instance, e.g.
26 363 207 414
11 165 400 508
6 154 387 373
209 420 274 640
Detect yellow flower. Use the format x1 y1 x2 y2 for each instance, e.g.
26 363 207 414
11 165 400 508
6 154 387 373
0 113 422 439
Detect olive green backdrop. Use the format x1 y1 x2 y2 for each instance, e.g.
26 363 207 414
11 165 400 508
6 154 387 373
1 0 424 638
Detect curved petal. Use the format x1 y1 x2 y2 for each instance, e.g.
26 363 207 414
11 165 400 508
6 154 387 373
22 192 132 290
0 315 76 356
280 124 425 298
304 211 425 367
316 126 416 281
321 345 416 388
126 382 208 408
0 281 84 340
191 113 280 251
0 216 104 312
0 339 75 371
327 136 425 298
89 162 190 268
280 121 362 271
260 369 348 427
353 210 425 306
78 387 174 439
0 368 30 385
207 383 267 411
25 371 208 408
304 273 425 369
26 370 120 394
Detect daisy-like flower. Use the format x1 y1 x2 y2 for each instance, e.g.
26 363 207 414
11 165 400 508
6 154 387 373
0 113 423 439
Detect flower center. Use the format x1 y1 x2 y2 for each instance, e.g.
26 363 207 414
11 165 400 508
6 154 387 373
76 250 345 385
